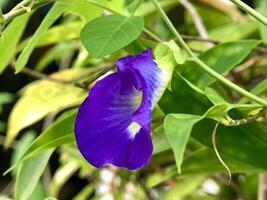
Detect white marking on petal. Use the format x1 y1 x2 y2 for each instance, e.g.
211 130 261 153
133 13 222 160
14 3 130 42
127 122 142 139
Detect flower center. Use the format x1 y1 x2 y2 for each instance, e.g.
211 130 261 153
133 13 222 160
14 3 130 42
127 122 141 139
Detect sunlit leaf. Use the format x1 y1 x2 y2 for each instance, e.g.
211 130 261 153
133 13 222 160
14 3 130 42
5 69 86 148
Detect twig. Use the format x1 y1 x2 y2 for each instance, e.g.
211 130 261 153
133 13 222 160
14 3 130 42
212 123 232 185
227 111 265 126
214 174 249 200
180 34 267 53
0 180 14 196
10 60 114 90
180 0 213 48
0 0 55 26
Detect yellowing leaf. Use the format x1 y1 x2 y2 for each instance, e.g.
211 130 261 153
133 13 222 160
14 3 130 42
5 69 87 148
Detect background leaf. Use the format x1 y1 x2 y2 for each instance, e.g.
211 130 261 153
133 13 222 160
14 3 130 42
5 69 86 148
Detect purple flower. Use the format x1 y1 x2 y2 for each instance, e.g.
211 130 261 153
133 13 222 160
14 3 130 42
74 48 171 170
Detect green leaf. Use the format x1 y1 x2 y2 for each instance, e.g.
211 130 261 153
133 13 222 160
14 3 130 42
14 150 54 200
204 87 263 123
209 21 258 42
240 79 267 103
164 175 206 199
135 0 178 16
250 79 267 96
164 114 203 173
0 92 13 105
152 126 170 155
5 69 86 148
204 87 229 105
154 41 187 66
160 74 267 171
183 148 263 174
68 0 103 22
182 40 260 88
17 109 76 164
80 14 144 58
27 182 46 200
147 147 262 188
15 0 72 73
18 22 83 52
0 13 30 74
11 131 35 175
191 119 267 170
159 72 210 115
146 166 177 188
36 42 79 71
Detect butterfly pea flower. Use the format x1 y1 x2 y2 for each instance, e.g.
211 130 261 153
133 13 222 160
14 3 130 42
74 48 174 170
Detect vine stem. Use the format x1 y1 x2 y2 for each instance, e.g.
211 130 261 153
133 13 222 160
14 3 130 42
212 123 232 185
151 0 267 106
229 0 267 27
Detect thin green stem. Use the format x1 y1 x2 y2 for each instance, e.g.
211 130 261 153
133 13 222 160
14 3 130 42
194 59 267 106
143 28 163 42
151 0 267 106
229 0 267 27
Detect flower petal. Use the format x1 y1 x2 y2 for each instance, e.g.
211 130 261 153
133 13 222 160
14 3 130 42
75 49 167 170
75 73 152 170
